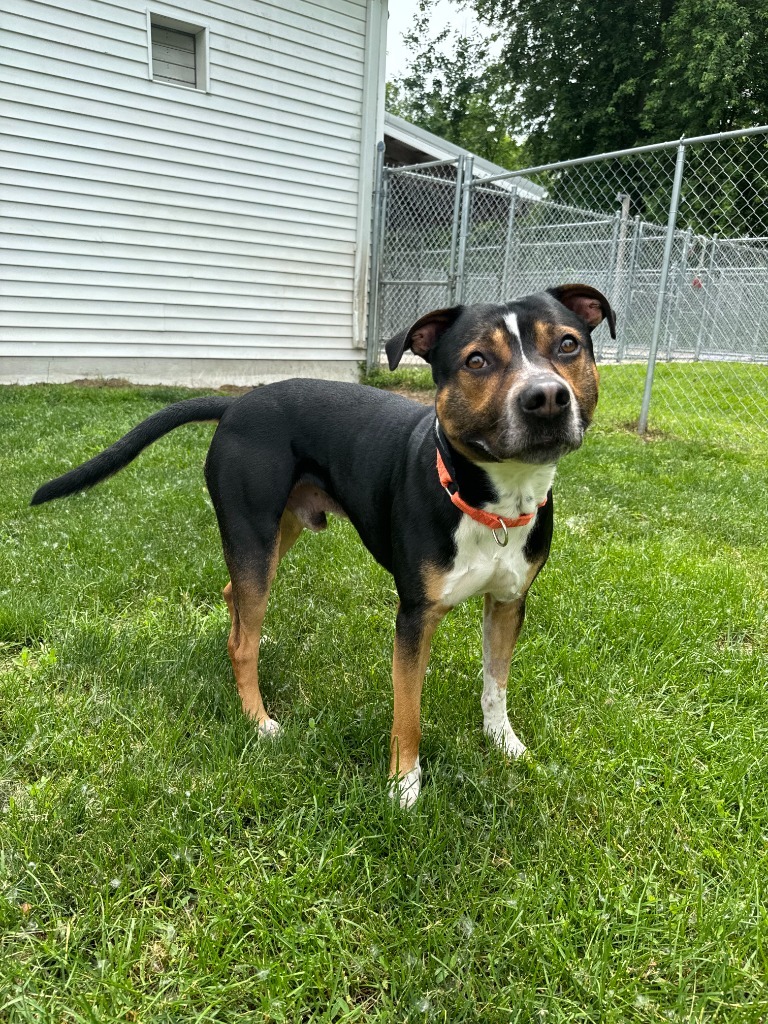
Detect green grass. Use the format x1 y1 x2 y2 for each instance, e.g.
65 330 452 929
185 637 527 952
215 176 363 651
362 366 434 393
1 378 767 1022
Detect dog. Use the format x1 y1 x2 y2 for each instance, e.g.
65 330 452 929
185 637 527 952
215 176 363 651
31 283 615 807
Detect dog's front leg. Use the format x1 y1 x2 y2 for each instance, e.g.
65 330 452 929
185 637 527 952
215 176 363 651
481 594 528 758
389 602 444 808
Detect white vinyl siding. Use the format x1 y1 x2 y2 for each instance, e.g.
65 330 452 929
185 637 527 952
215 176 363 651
0 0 380 381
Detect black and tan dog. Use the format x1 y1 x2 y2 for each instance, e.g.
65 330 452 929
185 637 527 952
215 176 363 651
31 283 615 806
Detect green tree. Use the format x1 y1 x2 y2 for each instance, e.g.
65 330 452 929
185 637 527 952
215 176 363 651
390 1 768 236
471 0 768 161
472 0 672 163
386 3 525 168
642 0 768 139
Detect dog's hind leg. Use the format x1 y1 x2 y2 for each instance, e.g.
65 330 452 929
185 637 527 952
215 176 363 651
220 509 304 733
222 561 279 734
206 423 301 733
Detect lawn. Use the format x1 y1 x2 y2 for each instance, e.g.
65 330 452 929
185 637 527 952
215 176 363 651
1 373 766 1022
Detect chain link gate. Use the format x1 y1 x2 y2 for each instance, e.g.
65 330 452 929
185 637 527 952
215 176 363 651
367 152 466 366
367 128 768 450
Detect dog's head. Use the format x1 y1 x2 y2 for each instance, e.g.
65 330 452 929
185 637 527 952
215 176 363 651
386 284 614 465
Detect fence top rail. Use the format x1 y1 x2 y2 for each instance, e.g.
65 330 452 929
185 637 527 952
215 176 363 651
530 194 623 221
478 124 768 186
385 158 460 174
517 217 616 231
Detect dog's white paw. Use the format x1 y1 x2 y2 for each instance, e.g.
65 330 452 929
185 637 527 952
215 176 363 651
484 721 527 760
257 716 281 738
388 758 421 808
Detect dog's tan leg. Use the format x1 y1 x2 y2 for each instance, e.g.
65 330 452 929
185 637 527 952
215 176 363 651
388 604 444 807
277 508 303 561
481 594 528 758
222 512 302 734
223 572 279 735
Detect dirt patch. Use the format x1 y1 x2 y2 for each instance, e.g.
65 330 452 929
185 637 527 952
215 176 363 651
68 377 135 388
386 387 435 406
214 384 252 395
61 378 435 404
66 378 252 395
617 420 670 441
717 631 758 654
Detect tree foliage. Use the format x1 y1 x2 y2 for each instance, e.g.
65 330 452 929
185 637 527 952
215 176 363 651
386 4 525 168
641 0 768 141
390 1 768 166
468 0 669 163
471 0 768 162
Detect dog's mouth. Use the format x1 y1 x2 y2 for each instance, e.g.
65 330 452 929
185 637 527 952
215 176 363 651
464 421 584 465
464 437 502 461
511 435 583 464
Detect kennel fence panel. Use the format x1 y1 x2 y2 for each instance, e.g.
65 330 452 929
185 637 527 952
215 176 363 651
369 129 768 450
369 158 463 367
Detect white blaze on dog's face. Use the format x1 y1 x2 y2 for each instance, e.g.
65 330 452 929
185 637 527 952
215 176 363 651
384 284 613 465
436 293 605 464
496 304 586 461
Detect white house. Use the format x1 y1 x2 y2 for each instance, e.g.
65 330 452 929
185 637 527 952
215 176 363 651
1 0 387 385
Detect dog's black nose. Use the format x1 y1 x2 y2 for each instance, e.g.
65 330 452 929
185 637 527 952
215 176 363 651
518 378 571 418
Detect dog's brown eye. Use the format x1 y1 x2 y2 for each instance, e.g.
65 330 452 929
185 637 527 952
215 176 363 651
559 336 580 355
466 352 487 369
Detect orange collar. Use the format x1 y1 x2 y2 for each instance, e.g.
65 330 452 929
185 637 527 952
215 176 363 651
434 423 547 545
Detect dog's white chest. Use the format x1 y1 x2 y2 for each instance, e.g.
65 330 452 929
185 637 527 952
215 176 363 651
437 460 555 608
439 516 533 606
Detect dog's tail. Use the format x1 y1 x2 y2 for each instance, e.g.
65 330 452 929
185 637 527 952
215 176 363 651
31 395 235 506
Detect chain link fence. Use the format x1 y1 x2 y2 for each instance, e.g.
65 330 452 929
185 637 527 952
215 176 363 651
369 157 464 351
367 128 768 450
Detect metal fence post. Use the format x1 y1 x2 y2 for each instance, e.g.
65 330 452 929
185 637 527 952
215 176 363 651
638 141 687 434
694 234 718 360
666 226 692 359
454 156 474 304
612 193 632 308
447 156 466 305
365 141 387 371
618 214 642 361
599 208 622 361
663 258 679 362
607 208 622 293
498 185 518 301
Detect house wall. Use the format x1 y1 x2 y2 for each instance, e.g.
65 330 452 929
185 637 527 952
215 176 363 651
0 0 386 385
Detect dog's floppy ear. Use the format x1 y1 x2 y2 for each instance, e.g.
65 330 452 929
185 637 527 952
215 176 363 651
548 284 617 340
385 306 463 370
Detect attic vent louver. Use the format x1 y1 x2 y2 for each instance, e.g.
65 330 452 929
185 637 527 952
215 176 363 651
149 14 208 91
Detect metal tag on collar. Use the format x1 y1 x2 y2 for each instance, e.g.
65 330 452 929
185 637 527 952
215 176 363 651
492 519 509 547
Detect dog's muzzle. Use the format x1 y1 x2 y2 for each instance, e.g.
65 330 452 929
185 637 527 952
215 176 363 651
497 374 583 463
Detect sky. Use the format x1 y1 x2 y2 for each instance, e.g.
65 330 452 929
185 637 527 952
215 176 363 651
385 0 484 80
